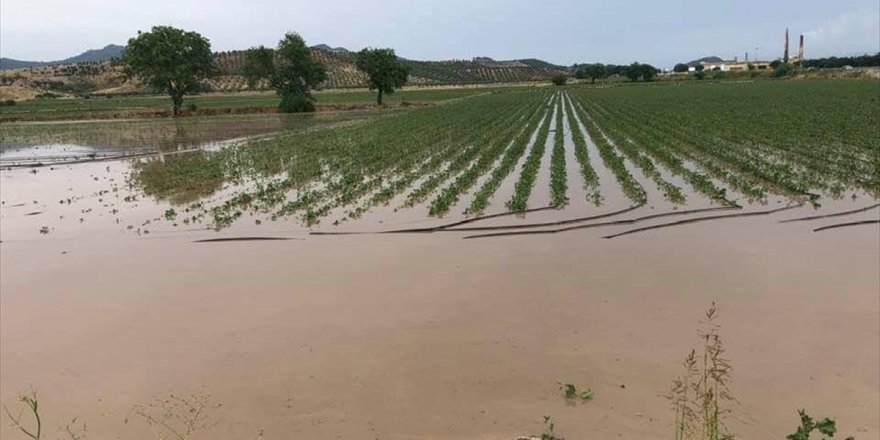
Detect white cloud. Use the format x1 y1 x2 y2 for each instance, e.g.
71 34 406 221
803 8 880 55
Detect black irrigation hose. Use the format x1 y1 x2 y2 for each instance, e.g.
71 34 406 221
464 205 741 239
603 204 801 239
779 203 880 223
442 203 644 232
193 237 300 243
813 220 880 232
309 206 557 235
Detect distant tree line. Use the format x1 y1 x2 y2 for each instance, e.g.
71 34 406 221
801 53 880 69
573 62 659 82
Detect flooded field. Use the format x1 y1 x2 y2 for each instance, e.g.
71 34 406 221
1 81 878 439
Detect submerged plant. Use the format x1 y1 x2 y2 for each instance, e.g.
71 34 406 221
126 393 220 440
540 415 564 440
2 389 42 440
558 382 594 401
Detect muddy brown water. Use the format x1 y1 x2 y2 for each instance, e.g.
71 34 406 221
1 133 878 439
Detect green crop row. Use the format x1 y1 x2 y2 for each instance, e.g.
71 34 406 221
505 93 557 211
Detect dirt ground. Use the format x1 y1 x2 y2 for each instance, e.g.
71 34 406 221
1 160 878 440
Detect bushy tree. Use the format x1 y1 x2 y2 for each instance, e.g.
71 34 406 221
272 33 327 112
673 63 689 73
121 26 216 116
582 63 607 83
240 33 327 112
551 74 568 86
355 48 409 105
625 62 658 82
242 45 274 90
772 62 794 78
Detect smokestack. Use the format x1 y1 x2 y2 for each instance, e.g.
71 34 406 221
784 28 790 63
798 34 804 62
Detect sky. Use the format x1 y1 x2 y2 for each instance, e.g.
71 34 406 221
1 0 878 68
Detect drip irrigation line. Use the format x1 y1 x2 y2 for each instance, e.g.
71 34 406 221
779 203 880 223
193 236 301 243
813 220 879 232
441 203 644 232
310 206 556 235
463 205 740 239
603 204 801 239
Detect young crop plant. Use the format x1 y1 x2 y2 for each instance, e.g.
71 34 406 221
402 94 537 210
428 92 548 216
549 94 569 208
569 97 646 205
465 93 555 215
577 97 685 204
506 93 557 211
561 93 601 205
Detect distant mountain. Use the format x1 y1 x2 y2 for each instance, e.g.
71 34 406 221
685 56 723 67
311 44 350 53
0 59 45 70
63 44 125 63
0 44 125 70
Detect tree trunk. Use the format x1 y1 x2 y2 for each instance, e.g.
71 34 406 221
171 93 183 117
377 89 383 106
591 77 596 84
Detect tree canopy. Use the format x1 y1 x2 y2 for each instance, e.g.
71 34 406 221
239 33 327 112
625 63 659 82
551 74 568 86
242 45 274 90
121 25 216 116
673 63 690 73
272 33 327 112
355 48 409 105
579 63 607 83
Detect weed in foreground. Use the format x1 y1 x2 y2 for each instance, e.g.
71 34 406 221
2 389 41 439
667 302 736 440
126 393 220 440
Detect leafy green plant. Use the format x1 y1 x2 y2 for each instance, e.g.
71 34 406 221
549 94 569 207
558 382 594 401
786 410 854 440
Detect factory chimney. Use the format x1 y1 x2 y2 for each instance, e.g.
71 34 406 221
798 34 804 63
783 28 790 63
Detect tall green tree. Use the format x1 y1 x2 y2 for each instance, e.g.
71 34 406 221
242 45 274 90
625 62 659 82
271 33 327 112
582 63 607 84
121 26 216 116
355 48 409 105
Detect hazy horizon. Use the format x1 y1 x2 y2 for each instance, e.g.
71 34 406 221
2 0 879 68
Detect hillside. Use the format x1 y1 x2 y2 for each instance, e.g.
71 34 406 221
213 49 568 90
1 47 568 99
0 44 124 70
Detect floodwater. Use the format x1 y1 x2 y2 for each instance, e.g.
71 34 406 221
0 114 878 440
0 111 384 167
